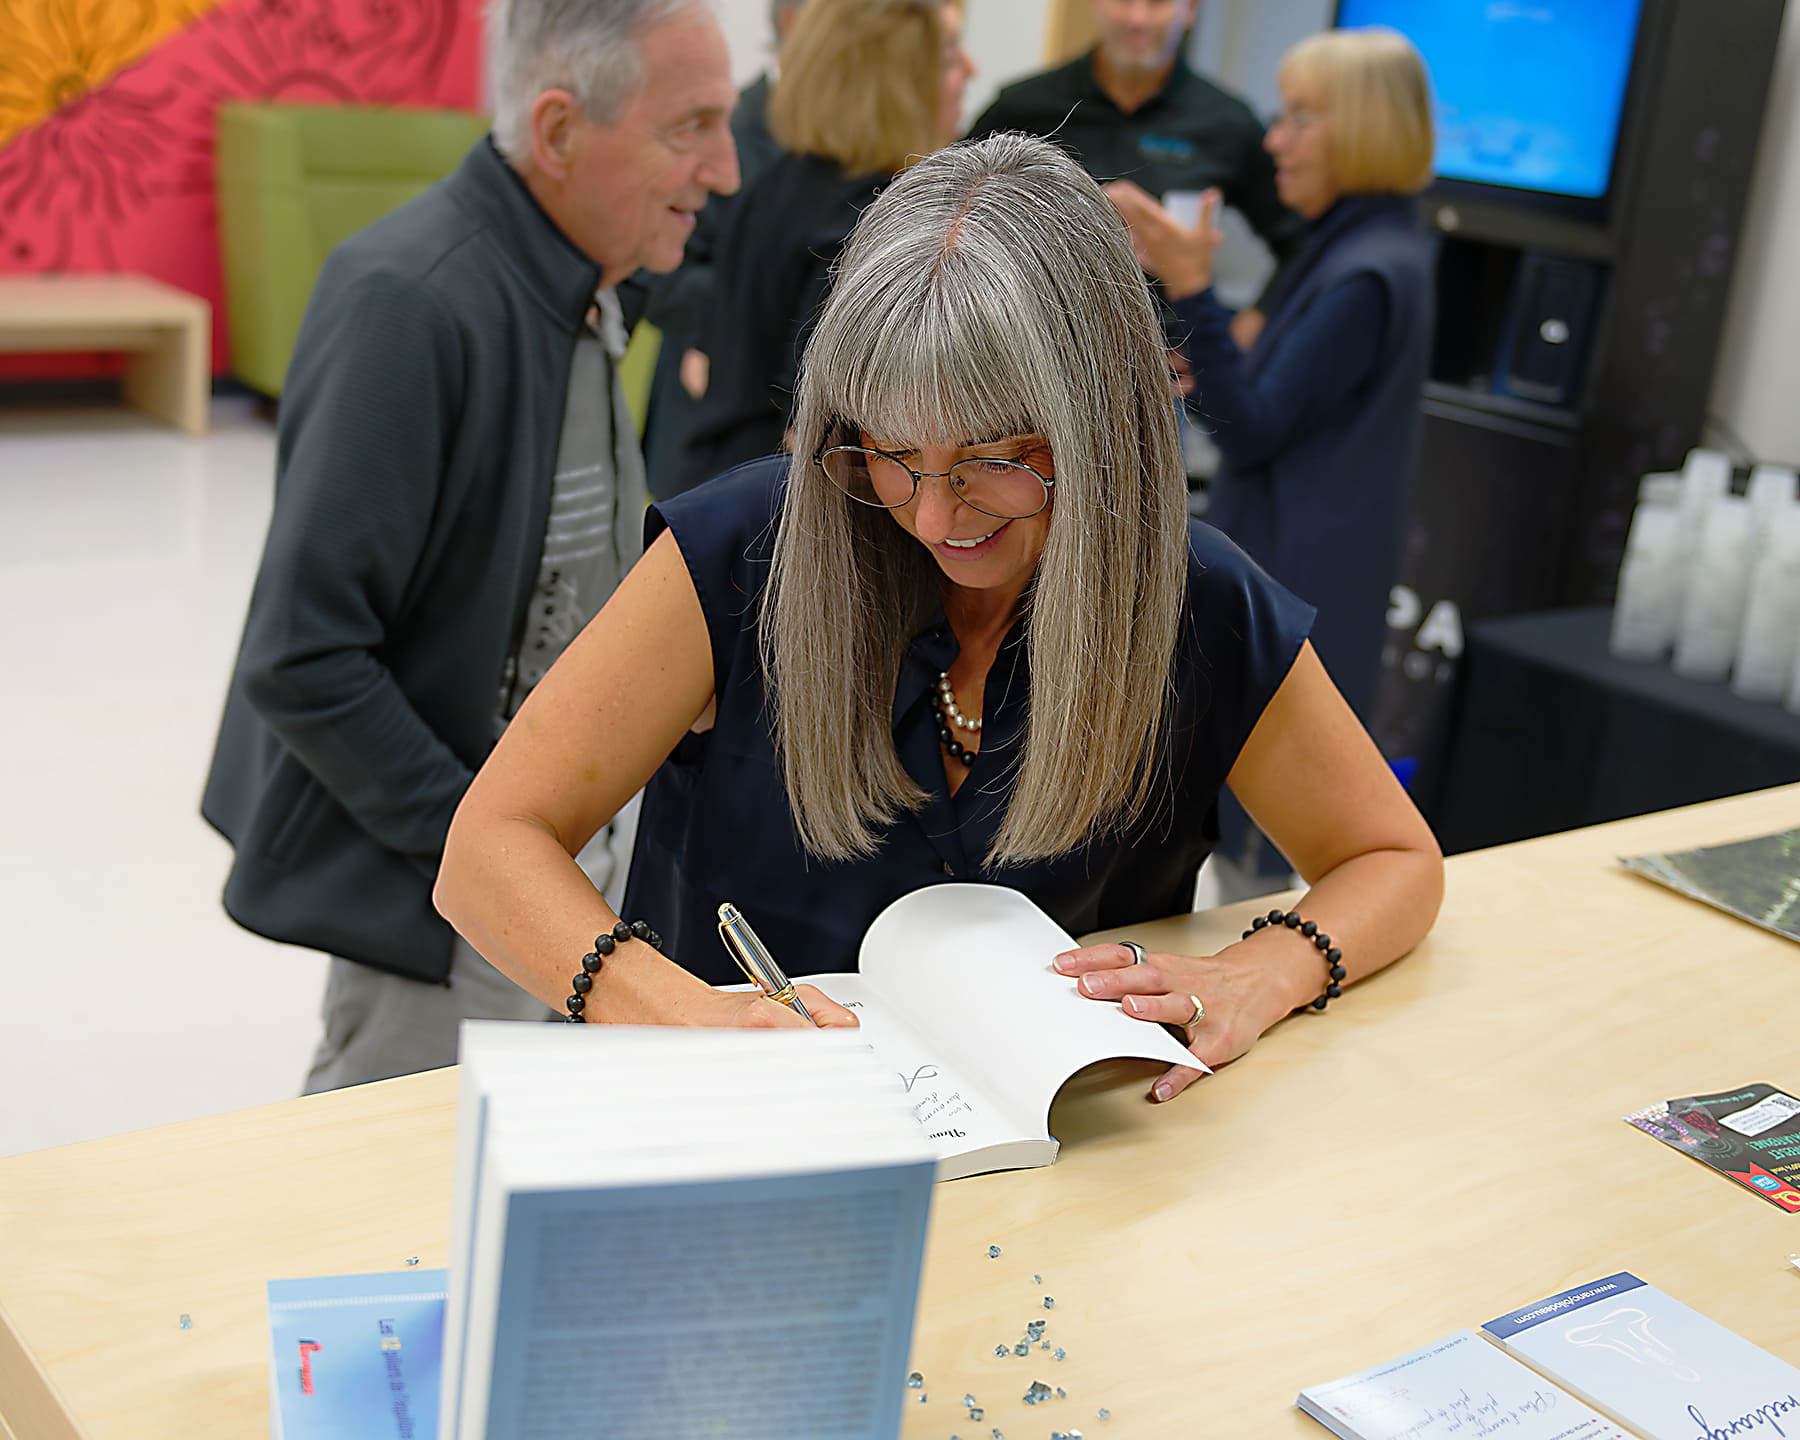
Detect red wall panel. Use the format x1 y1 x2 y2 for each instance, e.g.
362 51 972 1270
0 0 485 379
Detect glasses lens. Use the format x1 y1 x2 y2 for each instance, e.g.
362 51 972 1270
821 447 909 508
949 458 1051 519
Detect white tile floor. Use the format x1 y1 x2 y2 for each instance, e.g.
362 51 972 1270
0 396 326 1159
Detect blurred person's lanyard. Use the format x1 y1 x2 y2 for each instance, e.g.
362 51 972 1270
495 288 649 731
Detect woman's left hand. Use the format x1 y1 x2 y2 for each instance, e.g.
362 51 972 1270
1052 939 1305 1102
1102 181 1225 302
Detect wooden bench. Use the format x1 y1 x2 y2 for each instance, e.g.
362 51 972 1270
0 274 211 435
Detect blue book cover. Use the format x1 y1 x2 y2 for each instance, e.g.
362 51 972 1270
465 1160 935 1439
1483 1274 1800 1440
268 1268 448 1440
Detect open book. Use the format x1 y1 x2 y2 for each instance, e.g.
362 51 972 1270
775 883 1205 1181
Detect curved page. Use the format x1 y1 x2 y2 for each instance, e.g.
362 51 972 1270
850 884 1204 1169
799 971 1041 1179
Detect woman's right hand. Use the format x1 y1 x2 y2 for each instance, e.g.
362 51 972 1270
714 983 861 1029
1103 181 1226 302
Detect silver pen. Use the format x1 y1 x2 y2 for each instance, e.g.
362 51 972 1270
717 902 814 1024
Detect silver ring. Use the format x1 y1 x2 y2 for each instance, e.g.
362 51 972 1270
1120 940 1147 966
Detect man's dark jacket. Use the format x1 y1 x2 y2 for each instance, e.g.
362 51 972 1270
202 138 601 983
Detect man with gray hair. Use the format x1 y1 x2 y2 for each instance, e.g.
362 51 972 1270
203 0 740 1092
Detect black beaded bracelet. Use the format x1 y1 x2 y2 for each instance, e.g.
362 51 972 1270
1241 908 1345 1012
565 918 662 1023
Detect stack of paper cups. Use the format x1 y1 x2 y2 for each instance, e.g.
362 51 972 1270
1732 507 1800 701
1682 447 1733 496
1745 464 1798 576
1668 450 1731 626
1609 490 1684 661
1672 494 1754 683
1747 464 1799 534
1637 472 1684 509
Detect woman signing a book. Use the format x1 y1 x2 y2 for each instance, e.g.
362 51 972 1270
435 132 1444 1105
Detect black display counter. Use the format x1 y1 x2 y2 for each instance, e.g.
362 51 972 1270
1423 607 1800 853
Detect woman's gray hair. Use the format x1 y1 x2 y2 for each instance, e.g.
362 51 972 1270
489 0 711 161
762 132 1190 867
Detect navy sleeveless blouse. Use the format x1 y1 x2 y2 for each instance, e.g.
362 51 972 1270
622 456 1314 986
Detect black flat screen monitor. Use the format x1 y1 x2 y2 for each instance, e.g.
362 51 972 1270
1334 0 1646 218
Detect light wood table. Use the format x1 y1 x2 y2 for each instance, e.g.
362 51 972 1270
3 788 1798 1438
0 275 210 435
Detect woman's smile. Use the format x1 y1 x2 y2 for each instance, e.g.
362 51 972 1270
936 522 1010 558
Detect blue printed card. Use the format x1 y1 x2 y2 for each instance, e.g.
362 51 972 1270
268 1268 447 1439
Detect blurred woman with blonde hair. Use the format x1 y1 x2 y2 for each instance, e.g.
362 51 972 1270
1108 25 1437 883
673 0 976 488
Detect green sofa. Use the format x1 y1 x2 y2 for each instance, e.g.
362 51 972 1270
215 102 493 399
215 100 662 425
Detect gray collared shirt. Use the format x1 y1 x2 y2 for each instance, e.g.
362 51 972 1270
496 287 647 729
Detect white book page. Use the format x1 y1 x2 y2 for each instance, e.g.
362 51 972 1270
468 1035 925 1169
846 885 1203 1144
799 971 1036 1165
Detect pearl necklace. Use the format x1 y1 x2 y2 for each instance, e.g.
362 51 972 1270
931 671 979 769
935 672 982 733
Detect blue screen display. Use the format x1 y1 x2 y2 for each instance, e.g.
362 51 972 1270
1335 0 1644 200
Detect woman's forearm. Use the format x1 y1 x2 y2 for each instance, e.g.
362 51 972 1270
1231 843 1444 1016
434 810 723 1025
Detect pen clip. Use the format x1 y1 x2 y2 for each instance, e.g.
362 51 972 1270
716 911 764 990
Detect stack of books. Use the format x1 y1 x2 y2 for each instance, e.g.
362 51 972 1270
440 1023 937 1439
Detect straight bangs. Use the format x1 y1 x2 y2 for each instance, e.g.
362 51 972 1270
809 249 1051 458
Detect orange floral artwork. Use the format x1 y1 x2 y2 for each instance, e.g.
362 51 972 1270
0 0 227 148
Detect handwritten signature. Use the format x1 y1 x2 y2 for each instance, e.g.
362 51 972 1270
1690 1395 1800 1440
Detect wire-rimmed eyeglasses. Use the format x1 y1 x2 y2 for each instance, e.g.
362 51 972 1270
817 444 1055 521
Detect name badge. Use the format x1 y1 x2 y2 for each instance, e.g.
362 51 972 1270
1139 133 1196 161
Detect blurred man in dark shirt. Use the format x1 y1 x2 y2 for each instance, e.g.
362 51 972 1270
967 0 1302 343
